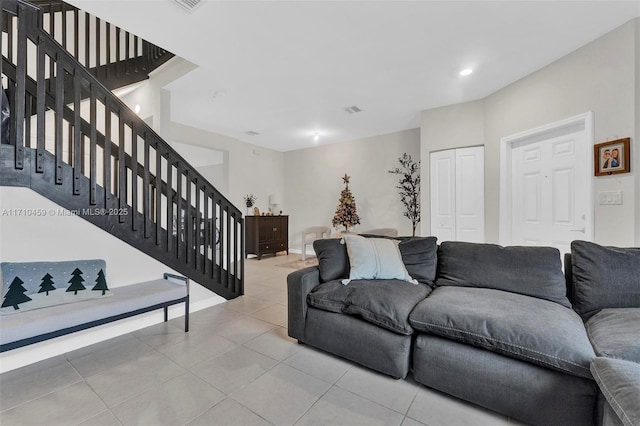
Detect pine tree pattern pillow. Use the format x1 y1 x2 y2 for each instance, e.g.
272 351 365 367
1 259 112 315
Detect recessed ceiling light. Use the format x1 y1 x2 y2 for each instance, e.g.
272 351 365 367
459 68 473 76
313 132 320 142
134 104 141 114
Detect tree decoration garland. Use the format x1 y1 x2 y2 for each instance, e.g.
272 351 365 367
332 174 361 232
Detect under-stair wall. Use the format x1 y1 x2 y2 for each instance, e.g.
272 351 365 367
1 0 244 301
0 186 225 373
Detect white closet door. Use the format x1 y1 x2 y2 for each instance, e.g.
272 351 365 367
455 146 485 243
430 147 485 243
430 150 456 242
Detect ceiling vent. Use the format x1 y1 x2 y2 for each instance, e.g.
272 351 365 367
174 0 202 12
344 105 362 114
245 131 260 136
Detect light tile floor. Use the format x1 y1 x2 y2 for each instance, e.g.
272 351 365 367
0 254 526 426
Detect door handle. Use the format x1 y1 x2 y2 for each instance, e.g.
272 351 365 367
570 227 585 233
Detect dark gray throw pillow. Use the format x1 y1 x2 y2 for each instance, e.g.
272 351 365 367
313 238 349 282
571 240 640 319
398 237 438 287
435 241 571 308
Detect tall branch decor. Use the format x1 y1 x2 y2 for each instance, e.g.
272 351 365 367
332 174 361 233
389 153 420 237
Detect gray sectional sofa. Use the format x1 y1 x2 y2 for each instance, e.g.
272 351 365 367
287 238 640 426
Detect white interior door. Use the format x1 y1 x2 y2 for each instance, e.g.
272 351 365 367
455 147 485 243
430 147 485 243
430 150 456 241
511 129 588 254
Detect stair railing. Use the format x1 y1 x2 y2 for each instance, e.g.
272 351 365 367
1 0 243 299
22 0 173 87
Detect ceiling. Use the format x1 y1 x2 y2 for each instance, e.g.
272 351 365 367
68 1 640 152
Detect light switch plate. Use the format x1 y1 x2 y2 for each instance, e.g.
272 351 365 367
599 190 623 205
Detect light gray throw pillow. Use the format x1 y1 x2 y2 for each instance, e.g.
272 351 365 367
341 235 416 285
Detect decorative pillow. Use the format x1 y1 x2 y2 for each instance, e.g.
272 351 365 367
571 240 640 319
397 237 438 287
313 238 350 282
436 241 571 308
341 234 416 285
1 259 111 314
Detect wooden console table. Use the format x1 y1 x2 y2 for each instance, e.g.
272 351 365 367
245 215 289 259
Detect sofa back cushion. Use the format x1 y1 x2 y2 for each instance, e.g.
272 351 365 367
313 236 438 286
571 240 640 319
435 241 571 307
1 259 111 314
397 237 438 287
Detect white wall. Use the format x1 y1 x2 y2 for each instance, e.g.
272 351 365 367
635 19 640 245
0 187 223 372
117 60 284 215
167 122 285 216
420 100 485 236
421 18 639 246
284 128 421 252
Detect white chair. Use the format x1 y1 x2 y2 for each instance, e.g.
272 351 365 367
360 228 398 237
301 226 331 260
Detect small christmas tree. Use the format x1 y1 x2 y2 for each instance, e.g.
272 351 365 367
92 269 109 295
2 277 32 310
66 268 86 295
332 174 361 232
38 273 56 296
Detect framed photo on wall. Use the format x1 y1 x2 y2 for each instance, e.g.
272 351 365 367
594 137 630 176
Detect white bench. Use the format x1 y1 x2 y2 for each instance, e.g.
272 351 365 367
0 273 189 352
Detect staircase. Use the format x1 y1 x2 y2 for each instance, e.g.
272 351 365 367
1 0 244 300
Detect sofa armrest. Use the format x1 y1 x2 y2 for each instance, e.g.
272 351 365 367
591 357 640 426
287 266 321 341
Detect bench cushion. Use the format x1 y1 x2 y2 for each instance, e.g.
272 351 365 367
308 279 431 335
409 286 595 378
1 260 111 314
0 279 186 347
435 242 571 307
586 308 640 363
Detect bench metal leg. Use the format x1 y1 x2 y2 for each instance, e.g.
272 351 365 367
164 306 168 322
185 296 190 332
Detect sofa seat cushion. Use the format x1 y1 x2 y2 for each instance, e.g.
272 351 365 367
590 357 640 426
409 286 595 378
306 280 349 313
586 308 640 363
308 279 431 335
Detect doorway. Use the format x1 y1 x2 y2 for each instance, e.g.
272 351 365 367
499 112 594 254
